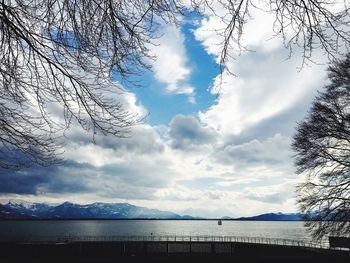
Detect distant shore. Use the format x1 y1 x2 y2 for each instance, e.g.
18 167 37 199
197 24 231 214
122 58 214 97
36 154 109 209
0 218 304 221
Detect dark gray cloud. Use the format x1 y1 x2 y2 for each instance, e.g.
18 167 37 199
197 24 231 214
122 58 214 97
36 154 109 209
169 115 216 149
0 156 173 200
0 171 48 195
214 134 292 167
0 161 93 195
66 124 164 154
243 186 295 204
100 159 171 188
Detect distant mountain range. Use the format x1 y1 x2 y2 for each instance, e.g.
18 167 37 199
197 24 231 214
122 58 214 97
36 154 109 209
0 200 194 219
0 200 303 220
234 212 303 221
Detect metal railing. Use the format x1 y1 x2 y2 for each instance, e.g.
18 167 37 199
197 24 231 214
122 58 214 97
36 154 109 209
46 235 330 249
3 235 343 250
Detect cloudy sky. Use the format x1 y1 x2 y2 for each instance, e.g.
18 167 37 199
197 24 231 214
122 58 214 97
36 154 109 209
0 4 331 218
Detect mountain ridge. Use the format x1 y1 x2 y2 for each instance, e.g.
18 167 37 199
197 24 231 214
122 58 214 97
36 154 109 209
234 212 303 221
0 200 302 220
0 200 195 219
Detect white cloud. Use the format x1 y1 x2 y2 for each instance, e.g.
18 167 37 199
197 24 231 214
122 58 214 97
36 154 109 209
150 24 195 102
198 48 327 136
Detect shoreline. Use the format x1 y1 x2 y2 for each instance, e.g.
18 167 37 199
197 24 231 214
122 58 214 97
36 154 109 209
0 218 304 221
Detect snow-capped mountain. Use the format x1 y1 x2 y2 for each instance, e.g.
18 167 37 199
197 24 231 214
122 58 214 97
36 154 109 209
0 200 303 220
0 200 192 219
0 200 52 218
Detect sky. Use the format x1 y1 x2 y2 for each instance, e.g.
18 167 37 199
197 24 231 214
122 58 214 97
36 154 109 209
0 4 332 218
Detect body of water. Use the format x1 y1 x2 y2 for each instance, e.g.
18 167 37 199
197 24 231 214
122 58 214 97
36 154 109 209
0 220 312 242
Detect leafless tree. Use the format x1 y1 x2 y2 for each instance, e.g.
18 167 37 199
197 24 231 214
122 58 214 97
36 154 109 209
1 0 350 169
193 0 350 67
292 54 350 239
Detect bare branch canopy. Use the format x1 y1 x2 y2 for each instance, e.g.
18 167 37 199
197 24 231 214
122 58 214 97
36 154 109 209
1 0 350 169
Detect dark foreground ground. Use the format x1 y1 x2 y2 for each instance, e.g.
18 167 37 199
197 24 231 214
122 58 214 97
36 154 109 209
1 241 349 263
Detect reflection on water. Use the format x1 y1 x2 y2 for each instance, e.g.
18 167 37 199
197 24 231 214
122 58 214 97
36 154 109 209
0 220 311 241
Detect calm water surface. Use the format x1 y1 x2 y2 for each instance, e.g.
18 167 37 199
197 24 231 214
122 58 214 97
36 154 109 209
0 220 311 242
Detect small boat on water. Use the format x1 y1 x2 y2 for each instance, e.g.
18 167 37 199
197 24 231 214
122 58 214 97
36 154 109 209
218 219 222 225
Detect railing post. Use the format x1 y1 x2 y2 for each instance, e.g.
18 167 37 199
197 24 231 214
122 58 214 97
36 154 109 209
79 242 82 255
190 237 192 255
